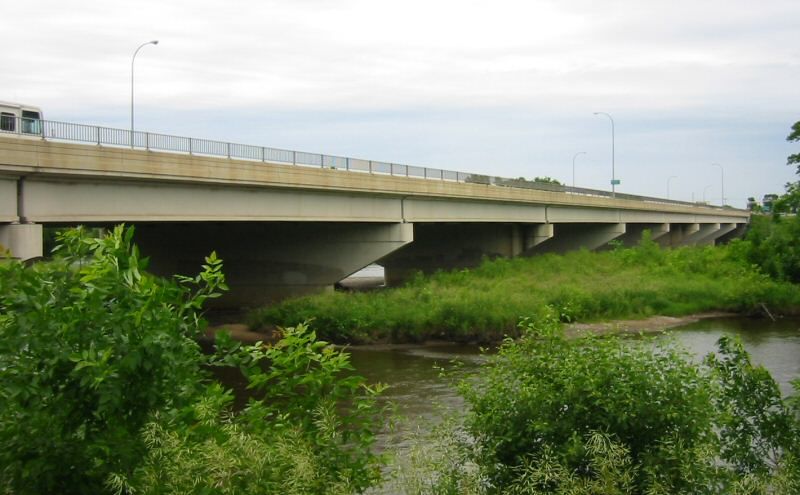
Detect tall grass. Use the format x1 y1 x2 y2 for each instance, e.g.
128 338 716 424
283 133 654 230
248 238 800 343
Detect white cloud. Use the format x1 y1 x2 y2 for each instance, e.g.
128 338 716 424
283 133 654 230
3 0 799 206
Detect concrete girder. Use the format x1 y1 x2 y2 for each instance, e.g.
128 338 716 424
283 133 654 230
133 222 413 307
530 222 626 254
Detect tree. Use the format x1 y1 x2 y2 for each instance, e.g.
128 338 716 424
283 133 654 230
788 120 800 175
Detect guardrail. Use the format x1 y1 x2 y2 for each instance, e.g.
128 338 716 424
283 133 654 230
0 116 723 210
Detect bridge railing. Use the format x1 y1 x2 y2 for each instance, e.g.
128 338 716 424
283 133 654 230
1 116 720 209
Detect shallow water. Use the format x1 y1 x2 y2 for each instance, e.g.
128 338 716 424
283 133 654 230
349 317 800 450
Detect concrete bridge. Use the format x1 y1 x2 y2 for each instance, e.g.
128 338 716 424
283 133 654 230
0 122 749 306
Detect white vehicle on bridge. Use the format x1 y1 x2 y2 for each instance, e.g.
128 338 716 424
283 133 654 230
0 101 43 135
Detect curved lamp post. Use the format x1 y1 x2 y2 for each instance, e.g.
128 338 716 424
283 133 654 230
711 163 725 206
131 40 159 147
593 112 616 197
572 151 586 188
667 175 678 200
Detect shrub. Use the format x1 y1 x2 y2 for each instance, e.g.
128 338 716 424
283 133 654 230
461 309 719 493
454 310 800 494
112 324 386 494
1 226 387 495
0 226 226 494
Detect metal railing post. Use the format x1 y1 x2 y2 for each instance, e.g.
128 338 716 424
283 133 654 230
96 126 101 146
261 147 265 162
227 142 231 159
369 160 373 174
321 154 325 168
292 151 297 165
346 157 350 171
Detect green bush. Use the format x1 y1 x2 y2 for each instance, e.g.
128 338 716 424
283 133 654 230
113 323 386 495
0 226 226 494
0 226 387 495
744 214 800 283
454 310 800 494
461 310 718 493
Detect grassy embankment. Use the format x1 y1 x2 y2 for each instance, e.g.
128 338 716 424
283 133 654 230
247 237 800 343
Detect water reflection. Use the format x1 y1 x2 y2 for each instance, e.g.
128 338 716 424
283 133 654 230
347 345 485 449
664 316 800 396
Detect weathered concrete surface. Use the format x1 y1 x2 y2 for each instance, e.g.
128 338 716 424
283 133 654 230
0 223 42 260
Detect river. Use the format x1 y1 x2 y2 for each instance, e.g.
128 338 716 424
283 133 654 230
347 316 800 451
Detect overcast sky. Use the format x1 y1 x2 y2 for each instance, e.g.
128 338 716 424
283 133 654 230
4 0 799 207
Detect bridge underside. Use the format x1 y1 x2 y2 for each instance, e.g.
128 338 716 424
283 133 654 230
1 218 745 307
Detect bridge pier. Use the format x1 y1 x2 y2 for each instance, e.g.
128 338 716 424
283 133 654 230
657 223 696 247
717 223 749 244
615 223 669 247
530 223 626 254
134 222 412 308
681 223 720 246
695 223 737 246
381 222 527 285
0 223 42 260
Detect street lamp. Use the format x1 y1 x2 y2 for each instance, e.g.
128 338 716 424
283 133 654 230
703 184 713 204
131 40 159 147
711 163 725 206
667 175 678 200
572 151 586 188
593 112 616 197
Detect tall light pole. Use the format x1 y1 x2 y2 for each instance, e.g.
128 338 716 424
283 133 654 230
703 184 713 204
711 163 725 206
667 175 678 200
131 40 159 147
594 112 616 197
572 151 586 188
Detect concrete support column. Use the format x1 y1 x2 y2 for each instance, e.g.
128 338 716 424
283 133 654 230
380 222 527 285
0 178 17 223
525 223 554 249
681 223 720 246
134 222 413 307
0 223 43 260
695 223 736 246
657 223 698 248
717 223 748 244
615 223 669 247
529 222 626 254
